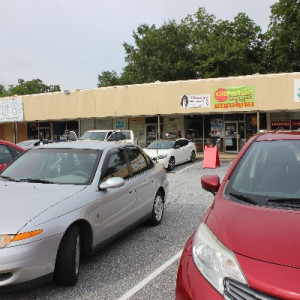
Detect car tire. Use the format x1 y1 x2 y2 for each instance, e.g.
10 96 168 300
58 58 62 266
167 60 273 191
149 191 164 226
168 157 175 171
190 151 196 162
54 225 81 286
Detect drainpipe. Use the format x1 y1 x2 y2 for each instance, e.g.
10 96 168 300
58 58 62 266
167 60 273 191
14 122 18 143
157 115 160 139
202 115 205 153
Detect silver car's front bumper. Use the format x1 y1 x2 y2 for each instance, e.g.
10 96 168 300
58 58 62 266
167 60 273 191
0 233 62 289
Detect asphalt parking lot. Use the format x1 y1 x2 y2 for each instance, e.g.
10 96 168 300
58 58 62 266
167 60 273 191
0 159 232 300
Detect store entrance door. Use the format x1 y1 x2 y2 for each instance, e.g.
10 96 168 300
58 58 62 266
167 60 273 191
224 122 238 152
146 124 157 146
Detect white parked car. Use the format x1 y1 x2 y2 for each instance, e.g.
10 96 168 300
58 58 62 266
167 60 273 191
79 130 135 144
143 138 197 171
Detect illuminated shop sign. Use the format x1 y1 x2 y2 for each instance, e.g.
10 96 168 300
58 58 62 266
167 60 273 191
213 86 255 109
0 98 24 122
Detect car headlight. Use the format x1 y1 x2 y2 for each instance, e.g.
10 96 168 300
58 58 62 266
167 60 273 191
0 235 15 249
158 154 167 159
192 223 247 295
0 230 43 249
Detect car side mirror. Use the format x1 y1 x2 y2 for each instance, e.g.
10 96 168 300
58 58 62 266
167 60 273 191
201 175 220 195
174 145 180 149
99 177 125 190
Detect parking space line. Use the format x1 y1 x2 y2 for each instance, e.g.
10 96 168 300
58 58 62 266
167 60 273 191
175 161 202 174
117 250 183 300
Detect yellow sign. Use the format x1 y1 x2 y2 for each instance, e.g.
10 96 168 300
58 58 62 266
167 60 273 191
213 86 255 109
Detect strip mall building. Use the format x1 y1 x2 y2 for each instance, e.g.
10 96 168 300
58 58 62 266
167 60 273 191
1 72 300 153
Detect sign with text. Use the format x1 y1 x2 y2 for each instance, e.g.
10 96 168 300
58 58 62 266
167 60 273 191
213 86 255 109
294 79 300 102
271 121 300 127
180 94 210 108
116 120 125 129
0 98 24 122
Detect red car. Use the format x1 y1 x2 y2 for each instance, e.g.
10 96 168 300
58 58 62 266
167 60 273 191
0 140 25 171
176 131 300 300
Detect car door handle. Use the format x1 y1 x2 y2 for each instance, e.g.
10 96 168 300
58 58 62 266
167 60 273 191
129 189 136 194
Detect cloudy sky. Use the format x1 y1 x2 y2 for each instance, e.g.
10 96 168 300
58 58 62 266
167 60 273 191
0 0 277 91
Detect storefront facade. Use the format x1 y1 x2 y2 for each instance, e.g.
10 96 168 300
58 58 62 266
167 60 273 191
1 72 300 152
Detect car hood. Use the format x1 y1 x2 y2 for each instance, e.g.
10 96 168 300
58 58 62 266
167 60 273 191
143 149 171 157
0 181 86 233
206 195 300 268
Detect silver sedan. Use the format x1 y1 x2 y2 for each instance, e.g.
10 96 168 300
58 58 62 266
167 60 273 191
0 141 168 290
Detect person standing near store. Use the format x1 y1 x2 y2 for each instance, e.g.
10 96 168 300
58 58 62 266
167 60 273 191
177 130 182 138
39 131 44 145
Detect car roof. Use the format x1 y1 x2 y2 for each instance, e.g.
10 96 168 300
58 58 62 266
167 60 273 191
0 140 25 151
18 139 40 144
84 129 131 132
36 140 135 151
255 131 300 142
150 138 188 142
84 130 112 133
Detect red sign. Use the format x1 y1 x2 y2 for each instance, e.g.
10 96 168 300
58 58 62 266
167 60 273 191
214 88 228 102
271 121 300 127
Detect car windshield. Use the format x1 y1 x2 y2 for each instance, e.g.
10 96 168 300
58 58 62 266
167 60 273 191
0 148 101 185
225 140 300 208
79 132 107 141
147 140 175 149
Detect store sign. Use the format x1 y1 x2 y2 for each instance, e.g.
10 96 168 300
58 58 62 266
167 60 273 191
213 86 255 109
130 117 144 123
0 98 24 122
180 94 210 108
294 79 300 102
116 120 125 129
271 121 300 127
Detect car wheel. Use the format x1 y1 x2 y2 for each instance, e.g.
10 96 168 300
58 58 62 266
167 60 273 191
168 157 175 171
54 225 81 286
190 151 196 162
149 191 164 226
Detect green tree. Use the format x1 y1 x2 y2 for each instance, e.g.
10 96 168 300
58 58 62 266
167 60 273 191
119 21 196 84
0 84 7 97
265 0 300 72
5 79 60 96
97 71 120 87
183 8 265 78
97 7 267 87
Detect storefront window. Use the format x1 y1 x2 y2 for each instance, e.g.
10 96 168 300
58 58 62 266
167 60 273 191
53 121 78 142
270 112 290 130
246 113 267 139
145 116 163 145
38 122 50 141
184 115 203 152
27 122 39 139
291 112 300 131
270 112 300 131
204 114 223 152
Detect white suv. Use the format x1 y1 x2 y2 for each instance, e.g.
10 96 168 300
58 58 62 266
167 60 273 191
79 130 135 144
